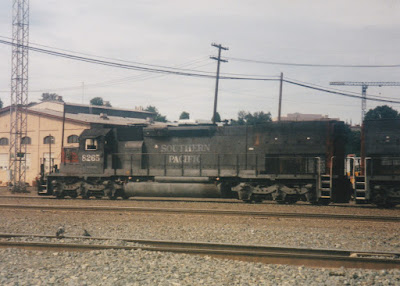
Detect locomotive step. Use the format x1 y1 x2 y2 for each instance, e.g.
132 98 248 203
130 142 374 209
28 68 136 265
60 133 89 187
355 182 366 188
320 196 331 199
355 176 365 182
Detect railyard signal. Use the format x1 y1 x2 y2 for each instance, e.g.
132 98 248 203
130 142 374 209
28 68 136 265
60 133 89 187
210 43 229 124
330 81 400 123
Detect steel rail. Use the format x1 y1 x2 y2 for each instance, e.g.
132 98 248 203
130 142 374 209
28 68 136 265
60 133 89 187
0 204 399 222
0 195 394 210
0 233 398 270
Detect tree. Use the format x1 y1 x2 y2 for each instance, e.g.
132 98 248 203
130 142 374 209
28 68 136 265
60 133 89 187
179 111 190 120
344 124 361 156
364 105 399 121
41 93 63 102
90 97 104 106
145 105 167 122
211 112 221 123
232 110 272 125
0 98 3 109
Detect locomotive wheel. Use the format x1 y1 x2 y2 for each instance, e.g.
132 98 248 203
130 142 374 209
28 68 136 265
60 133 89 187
318 199 330 206
108 193 117 200
70 192 78 199
276 196 298 204
55 192 64 199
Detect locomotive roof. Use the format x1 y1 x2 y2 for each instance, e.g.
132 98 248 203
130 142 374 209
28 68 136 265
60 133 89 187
80 128 112 138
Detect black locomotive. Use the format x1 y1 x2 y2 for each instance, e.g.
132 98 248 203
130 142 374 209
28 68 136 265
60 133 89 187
350 119 400 207
38 119 356 205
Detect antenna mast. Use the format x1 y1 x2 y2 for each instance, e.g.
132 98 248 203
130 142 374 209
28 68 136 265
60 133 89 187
9 0 29 192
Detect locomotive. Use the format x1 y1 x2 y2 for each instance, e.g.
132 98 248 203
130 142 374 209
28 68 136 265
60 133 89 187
38 119 353 205
350 119 400 207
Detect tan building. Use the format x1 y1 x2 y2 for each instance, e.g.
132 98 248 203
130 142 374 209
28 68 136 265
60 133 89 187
277 113 340 121
0 101 154 186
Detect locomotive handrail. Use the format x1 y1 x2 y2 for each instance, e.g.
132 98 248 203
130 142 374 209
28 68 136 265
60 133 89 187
330 156 335 190
315 156 321 199
347 156 358 189
364 157 371 200
108 153 324 177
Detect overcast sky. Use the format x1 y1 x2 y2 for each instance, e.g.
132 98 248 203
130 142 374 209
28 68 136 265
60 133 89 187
1 0 400 124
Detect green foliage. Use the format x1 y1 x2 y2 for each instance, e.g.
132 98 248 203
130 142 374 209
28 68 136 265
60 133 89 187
90 97 104 106
231 110 272 125
364 105 399 121
41 93 63 102
211 112 221 123
179 111 190 120
0 98 3 109
344 124 361 156
145 105 167 122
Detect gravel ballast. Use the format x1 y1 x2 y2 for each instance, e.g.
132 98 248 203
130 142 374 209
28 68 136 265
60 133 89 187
1 248 399 286
1 189 399 285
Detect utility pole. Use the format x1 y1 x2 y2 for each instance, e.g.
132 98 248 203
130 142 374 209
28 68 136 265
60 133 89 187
9 0 29 192
330 81 400 123
210 43 228 124
278 72 283 121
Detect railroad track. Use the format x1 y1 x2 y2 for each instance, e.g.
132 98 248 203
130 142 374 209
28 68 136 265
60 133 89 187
0 204 399 222
0 195 240 204
0 233 398 270
0 194 389 209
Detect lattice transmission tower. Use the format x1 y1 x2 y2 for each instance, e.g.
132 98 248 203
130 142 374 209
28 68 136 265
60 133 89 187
9 0 29 192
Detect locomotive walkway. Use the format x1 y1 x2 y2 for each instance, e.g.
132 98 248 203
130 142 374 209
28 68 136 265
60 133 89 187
0 204 399 222
0 233 398 270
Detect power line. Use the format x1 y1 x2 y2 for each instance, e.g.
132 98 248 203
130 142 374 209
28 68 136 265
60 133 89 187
1 39 399 105
0 35 214 74
227 56 400 68
284 76 399 101
283 79 400 104
0 39 278 82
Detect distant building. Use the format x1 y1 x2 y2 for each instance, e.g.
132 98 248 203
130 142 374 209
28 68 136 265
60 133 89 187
276 113 340 121
0 101 158 186
33 101 155 120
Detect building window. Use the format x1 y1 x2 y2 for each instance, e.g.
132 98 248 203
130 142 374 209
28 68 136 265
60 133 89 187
0 138 8 146
43 136 55 144
67 135 79 143
85 139 98 150
21 136 31 145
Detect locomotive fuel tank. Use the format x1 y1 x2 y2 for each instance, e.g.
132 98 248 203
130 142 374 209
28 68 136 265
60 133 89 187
124 178 220 198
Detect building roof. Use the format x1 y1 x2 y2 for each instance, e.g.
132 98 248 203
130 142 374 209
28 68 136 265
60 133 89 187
0 104 166 127
28 106 152 126
31 101 155 120
33 100 154 114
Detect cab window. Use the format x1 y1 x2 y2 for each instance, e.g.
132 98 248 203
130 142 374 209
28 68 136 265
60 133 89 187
85 139 98 150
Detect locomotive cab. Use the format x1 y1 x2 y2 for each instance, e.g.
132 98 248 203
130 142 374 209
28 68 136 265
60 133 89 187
78 128 113 174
